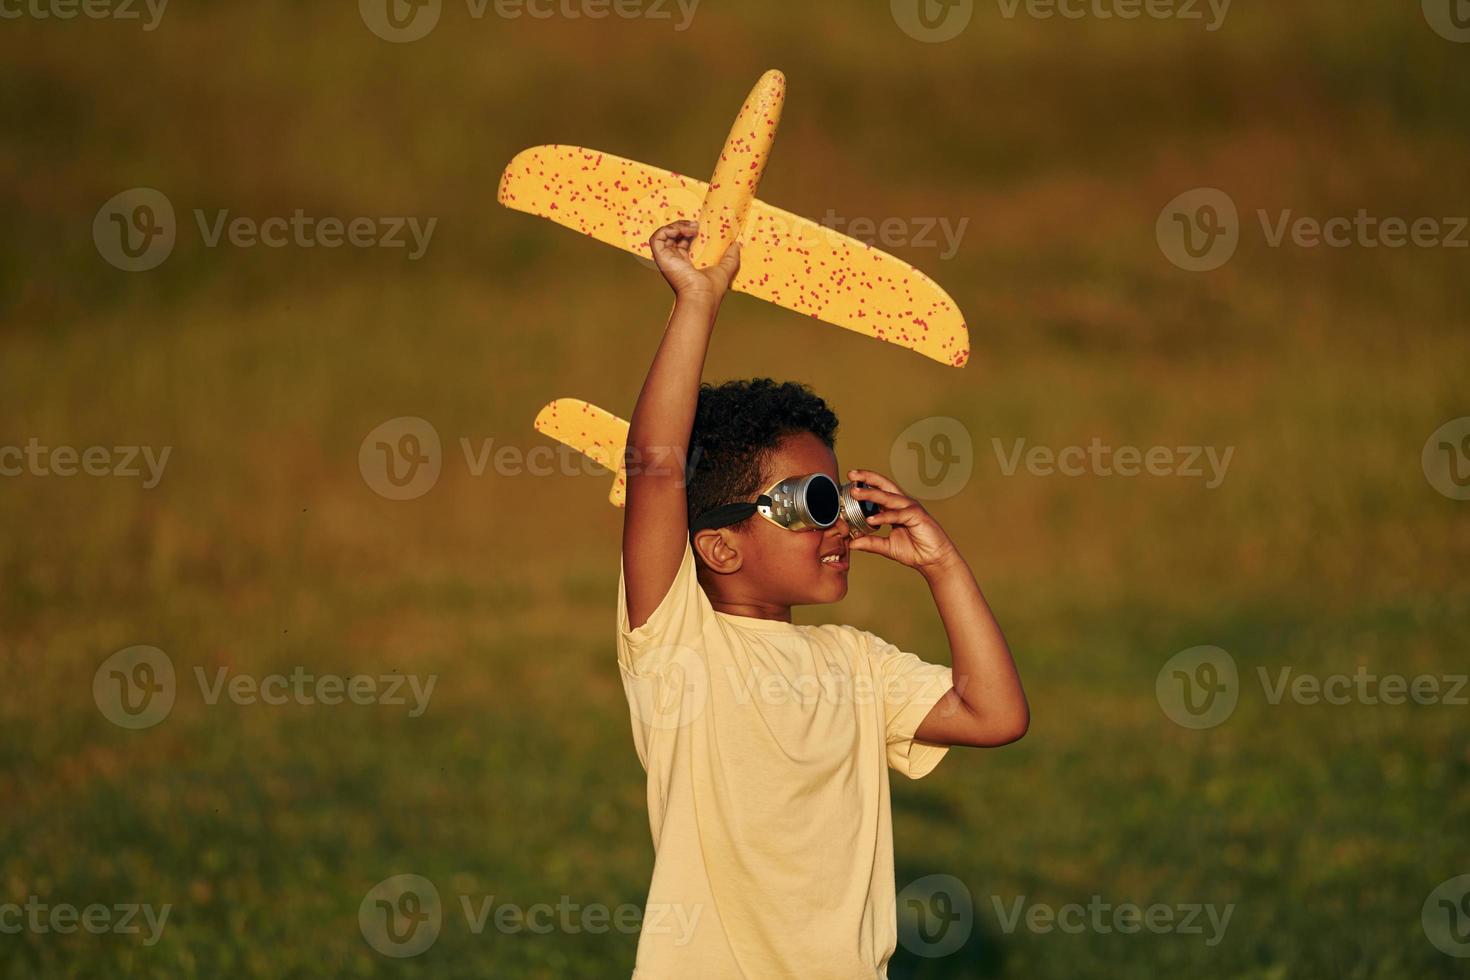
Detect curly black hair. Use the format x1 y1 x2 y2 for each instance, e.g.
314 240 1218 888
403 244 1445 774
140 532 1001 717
684 378 839 532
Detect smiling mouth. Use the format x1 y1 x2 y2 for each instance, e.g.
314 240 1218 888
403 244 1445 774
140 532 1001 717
819 553 849 570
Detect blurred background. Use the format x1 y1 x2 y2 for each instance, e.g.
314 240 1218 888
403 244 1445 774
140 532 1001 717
3 1 1468 976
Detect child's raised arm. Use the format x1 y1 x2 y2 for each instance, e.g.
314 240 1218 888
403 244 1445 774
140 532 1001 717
622 220 741 631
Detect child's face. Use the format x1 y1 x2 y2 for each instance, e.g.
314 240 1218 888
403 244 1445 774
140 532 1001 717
737 431 853 606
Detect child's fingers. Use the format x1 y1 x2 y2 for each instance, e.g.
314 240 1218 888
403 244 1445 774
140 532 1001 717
850 483 910 512
849 533 893 558
846 468 906 496
864 505 923 527
716 241 742 278
650 221 698 248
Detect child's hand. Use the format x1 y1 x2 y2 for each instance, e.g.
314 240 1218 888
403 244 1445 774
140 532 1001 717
649 220 741 304
846 469 961 574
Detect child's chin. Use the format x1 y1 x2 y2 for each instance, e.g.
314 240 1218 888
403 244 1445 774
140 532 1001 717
820 578 849 601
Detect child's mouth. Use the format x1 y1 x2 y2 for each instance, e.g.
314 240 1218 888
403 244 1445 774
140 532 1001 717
819 552 849 571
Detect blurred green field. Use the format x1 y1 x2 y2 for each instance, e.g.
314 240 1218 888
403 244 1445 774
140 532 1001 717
3 2 1469 977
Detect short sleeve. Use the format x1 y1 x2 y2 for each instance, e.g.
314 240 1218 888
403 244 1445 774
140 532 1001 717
616 537 713 676
864 631 955 780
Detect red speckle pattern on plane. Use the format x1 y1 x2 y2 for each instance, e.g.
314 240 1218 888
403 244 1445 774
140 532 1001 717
497 72 971 368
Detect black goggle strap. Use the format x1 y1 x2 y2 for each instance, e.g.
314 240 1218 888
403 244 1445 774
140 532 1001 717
689 494 774 535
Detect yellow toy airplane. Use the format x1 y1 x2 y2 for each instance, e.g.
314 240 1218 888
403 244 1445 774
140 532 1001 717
532 397 632 507
498 69 970 369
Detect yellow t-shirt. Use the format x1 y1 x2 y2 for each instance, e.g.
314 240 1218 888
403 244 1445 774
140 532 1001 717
616 537 955 979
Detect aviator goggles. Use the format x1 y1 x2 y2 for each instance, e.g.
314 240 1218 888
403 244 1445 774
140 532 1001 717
690 472 883 538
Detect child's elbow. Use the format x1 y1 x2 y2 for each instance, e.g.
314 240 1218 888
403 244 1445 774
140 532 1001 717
989 714 1029 746
984 705 1030 746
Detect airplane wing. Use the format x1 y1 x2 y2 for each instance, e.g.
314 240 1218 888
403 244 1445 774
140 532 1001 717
498 144 706 259
499 145 970 368
531 397 630 507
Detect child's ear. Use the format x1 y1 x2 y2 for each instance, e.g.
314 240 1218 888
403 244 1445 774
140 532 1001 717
692 528 743 575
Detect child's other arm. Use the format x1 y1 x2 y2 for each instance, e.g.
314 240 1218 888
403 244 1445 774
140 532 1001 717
847 469 1030 747
623 220 741 631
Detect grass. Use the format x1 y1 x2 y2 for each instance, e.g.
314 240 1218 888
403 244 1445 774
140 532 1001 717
3 2 1469 976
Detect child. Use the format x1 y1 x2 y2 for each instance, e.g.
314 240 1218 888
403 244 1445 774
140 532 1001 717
617 220 1029 978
